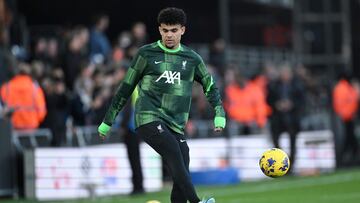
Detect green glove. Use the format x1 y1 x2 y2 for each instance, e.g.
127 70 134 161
98 122 111 136
214 116 226 128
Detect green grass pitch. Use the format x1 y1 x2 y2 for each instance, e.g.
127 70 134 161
3 168 360 203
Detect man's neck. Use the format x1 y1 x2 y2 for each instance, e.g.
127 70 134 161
157 40 181 53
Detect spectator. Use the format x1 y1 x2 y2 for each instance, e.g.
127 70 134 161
333 73 360 166
62 26 89 90
33 37 47 62
118 31 132 49
115 31 133 65
41 69 69 146
89 14 111 64
46 37 60 67
209 38 226 77
0 62 46 129
89 86 112 125
131 22 148 48
267 64 304 172
71 61 94 126
0 25 16 86
224 68 267 135
31 60 46 82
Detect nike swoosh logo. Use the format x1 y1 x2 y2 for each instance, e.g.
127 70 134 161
180 139 186 143
154 61 163 64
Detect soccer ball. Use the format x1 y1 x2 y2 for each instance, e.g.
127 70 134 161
259 148 290 177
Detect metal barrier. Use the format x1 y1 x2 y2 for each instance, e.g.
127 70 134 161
8 114 331 151
67 116 330 144
12 128 52 152
65 125 124 147
69 121 220 144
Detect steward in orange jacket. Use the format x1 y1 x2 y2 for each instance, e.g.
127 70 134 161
0 69 47 129
333 79 359 121
333 76 360 166
224 76 268 128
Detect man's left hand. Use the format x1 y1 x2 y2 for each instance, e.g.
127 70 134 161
214 117 226 132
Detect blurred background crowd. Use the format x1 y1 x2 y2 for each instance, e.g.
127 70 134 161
0 0 359 164
1 0 360 199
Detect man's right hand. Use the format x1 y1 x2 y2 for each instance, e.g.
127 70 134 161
98 122 111 139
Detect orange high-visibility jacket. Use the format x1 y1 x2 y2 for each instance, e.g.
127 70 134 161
333 79 359 121
0 75 47 129
224 82 268 127
251 75 272 117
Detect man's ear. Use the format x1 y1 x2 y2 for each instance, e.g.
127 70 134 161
181 26 186 35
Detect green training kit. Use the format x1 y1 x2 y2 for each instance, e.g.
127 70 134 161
103 40 225 134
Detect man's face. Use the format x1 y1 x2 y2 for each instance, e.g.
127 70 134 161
159 24 185 49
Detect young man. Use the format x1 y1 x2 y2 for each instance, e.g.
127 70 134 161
98 7 226 203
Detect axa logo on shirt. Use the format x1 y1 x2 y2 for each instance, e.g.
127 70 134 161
155 70 181 85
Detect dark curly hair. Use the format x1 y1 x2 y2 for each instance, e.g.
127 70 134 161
157 7 187 26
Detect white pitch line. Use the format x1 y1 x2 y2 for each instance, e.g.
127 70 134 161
210 173 360 197
224 192 360 203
